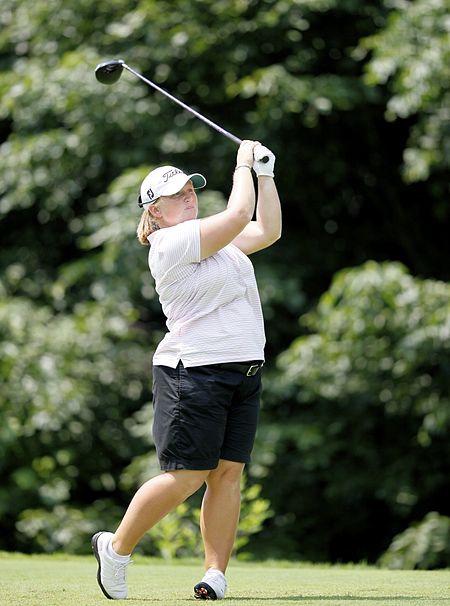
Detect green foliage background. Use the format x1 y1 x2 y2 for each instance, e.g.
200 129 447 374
1 0 449 567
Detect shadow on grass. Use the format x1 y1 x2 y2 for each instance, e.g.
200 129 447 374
131 597 442 603
230 598 442 602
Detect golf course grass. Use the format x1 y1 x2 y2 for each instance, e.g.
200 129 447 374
1 552 449 606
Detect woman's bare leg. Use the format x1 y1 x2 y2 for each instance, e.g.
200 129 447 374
112 469 209 555
200 460 245 572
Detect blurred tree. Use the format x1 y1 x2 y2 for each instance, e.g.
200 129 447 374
250 261 450 562
362 0 450 183
379 512 450 570
0 296 150 551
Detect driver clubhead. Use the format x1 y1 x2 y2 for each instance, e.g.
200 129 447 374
95 59 125 85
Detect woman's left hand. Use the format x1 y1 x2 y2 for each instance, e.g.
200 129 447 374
253 144 276 178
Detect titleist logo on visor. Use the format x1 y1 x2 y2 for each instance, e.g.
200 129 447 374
162 168 182 183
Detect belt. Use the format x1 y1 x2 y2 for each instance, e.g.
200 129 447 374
215 361 264 377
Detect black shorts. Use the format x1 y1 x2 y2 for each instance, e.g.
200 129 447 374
152 361 263 471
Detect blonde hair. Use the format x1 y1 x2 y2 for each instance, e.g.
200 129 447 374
136 204 160 245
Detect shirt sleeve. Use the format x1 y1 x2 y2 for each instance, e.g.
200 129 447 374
149 219 201 279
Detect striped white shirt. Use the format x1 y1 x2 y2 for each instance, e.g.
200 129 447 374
148 219 265 368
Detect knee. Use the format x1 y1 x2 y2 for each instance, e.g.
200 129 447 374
207 461 244 492
168 470 209 498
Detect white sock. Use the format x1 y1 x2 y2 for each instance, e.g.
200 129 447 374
107 537 131 561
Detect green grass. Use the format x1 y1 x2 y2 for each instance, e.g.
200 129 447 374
1 553 449 606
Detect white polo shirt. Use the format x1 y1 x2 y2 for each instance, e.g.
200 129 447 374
148 219 265 368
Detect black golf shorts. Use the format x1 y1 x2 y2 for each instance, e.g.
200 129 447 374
152 361 262 471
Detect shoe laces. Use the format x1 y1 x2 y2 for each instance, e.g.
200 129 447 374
114 559 132 580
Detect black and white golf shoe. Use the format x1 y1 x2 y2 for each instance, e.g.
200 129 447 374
194 568 227 600
92 531 131 600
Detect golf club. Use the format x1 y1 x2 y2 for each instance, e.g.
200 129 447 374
94 59 269 162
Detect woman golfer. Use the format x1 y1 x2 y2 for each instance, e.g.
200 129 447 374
92 140 281 600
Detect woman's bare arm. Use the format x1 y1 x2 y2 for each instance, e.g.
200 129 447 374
199 141 257 259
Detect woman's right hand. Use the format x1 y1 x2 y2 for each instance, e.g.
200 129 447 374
236 140 258 168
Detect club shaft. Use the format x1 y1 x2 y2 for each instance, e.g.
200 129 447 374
123 63 242 146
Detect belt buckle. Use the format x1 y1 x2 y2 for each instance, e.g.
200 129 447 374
246 364 259 377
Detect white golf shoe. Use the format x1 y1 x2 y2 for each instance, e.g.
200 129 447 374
92 531 131 600
194 568 227 600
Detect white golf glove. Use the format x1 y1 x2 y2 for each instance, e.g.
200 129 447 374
253 144 276 178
